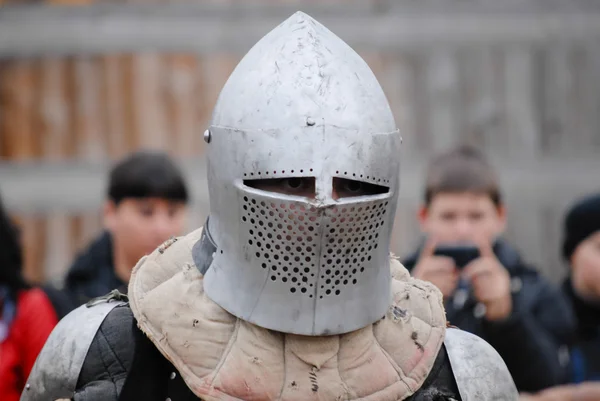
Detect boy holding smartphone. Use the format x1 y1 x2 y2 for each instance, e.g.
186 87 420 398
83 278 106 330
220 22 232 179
402 145 575 393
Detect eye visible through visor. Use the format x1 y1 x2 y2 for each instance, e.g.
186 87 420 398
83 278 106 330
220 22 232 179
332 177 389 199
244 177 317 198
243 177 389 199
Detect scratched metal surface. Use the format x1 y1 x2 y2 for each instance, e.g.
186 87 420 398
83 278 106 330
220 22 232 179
444 328 519 401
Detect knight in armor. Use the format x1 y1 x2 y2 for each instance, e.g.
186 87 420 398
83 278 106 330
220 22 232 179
22 12 518 401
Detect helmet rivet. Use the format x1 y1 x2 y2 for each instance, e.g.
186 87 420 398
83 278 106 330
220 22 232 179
203 129 212 143
306 117 315 126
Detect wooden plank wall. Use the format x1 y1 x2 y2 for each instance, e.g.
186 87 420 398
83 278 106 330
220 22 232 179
1 4 600 285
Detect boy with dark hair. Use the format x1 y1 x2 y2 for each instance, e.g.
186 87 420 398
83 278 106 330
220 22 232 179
402 145 575 392
48 151 189 318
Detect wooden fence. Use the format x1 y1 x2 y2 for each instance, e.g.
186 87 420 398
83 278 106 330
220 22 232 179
1 1 600 284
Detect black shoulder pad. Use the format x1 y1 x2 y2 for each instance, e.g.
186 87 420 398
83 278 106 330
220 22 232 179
407 344 461 401
75 305 135 401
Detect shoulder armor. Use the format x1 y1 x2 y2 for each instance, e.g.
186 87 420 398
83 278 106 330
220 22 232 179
21 292 127 401
444 328 519 401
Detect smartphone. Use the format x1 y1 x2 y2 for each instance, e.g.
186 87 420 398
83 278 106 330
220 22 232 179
433 245 480 269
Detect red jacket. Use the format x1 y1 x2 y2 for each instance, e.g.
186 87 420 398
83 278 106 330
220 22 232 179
0 288 58 401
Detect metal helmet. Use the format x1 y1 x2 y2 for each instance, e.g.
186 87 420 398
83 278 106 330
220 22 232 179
202 11 401 336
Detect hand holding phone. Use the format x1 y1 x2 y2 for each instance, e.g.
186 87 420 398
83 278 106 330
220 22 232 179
461 239 513 321
412 237 460 298
433 244 480 270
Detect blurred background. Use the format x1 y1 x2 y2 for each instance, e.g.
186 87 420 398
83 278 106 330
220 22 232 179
1 0 599 286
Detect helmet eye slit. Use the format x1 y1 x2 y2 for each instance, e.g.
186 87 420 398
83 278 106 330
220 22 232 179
244 177 316 198
332 177 389 200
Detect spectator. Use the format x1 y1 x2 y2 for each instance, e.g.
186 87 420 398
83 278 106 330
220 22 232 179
402 145 575 392
45 151 189 319
520 382 600 401
561 192 600 382
0 195 58 401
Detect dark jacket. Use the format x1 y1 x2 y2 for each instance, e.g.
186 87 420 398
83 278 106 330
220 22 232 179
72 304 461 401
44 232 127 319
403 238 576 392
562 279 600 383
